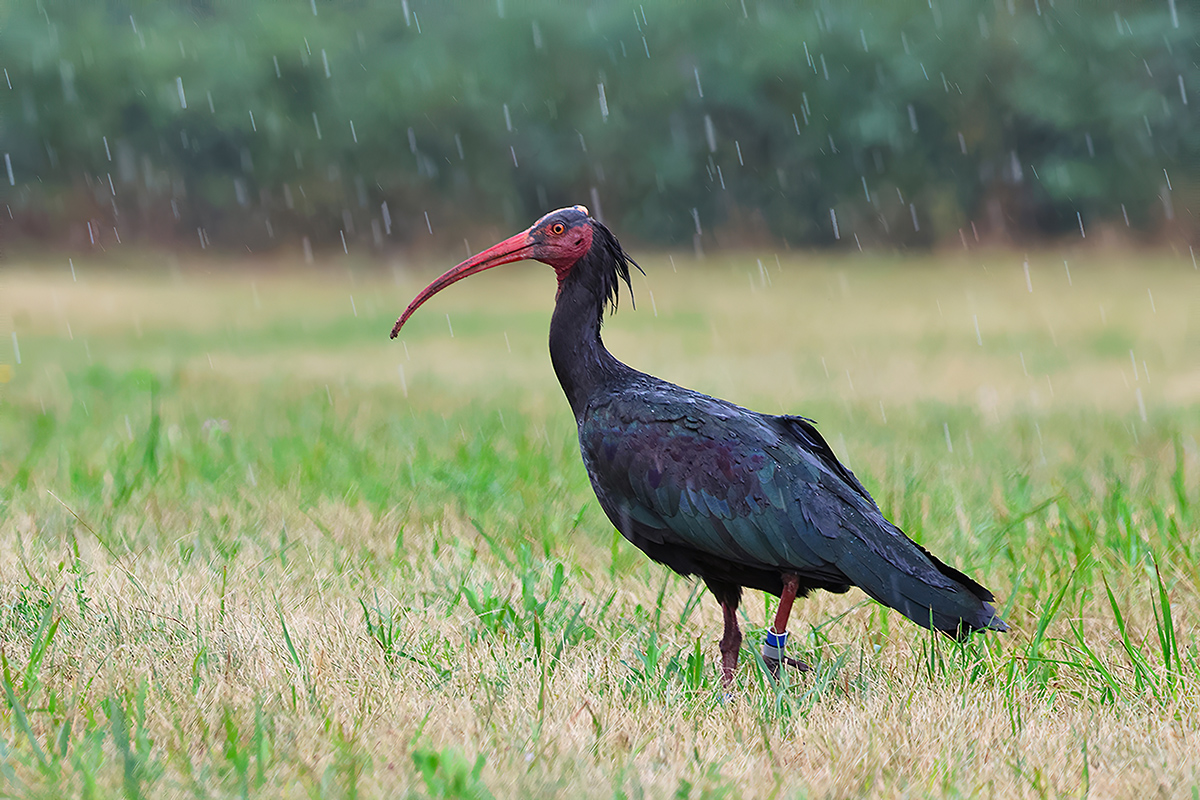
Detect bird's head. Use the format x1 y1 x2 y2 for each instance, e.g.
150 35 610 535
391 205 636 338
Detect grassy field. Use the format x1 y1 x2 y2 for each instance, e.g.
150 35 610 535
1 248 1198 799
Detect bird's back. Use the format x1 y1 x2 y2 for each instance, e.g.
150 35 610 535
578 371 1006 636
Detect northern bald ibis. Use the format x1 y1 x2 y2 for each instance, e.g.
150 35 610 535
391 206 1006 684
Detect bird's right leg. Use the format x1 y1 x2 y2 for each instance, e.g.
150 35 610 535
719 600 742 687
764 574 810 679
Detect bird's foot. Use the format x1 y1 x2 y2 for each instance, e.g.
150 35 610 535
762 627 808 681
764 655 811 681
719 657 738 688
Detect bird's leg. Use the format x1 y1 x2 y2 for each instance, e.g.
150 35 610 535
764 574 810 679
719 601 743 687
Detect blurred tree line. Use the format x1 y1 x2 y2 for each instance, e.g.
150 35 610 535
0 0 1195 254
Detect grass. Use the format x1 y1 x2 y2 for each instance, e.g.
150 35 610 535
1 247 1198 799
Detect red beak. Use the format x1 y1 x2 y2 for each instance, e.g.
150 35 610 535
390 228 535 339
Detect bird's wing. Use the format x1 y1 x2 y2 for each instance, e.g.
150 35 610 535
580 393 852 577
771 413 998 605
580 391 1005 634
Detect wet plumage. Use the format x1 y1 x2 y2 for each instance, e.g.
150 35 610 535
392 206 1006 683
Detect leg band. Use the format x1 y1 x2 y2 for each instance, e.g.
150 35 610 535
762 627 788 661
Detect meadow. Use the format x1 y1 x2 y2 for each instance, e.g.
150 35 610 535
1 247 1198 798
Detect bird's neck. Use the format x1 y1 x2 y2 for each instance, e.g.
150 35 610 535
548 269 625 418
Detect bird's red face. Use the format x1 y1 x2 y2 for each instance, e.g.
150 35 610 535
528 206 595 276
391 205 593 338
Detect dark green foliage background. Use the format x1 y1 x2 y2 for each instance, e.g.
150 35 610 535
0 0 1195 250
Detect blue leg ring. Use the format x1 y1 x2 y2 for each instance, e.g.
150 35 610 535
762 627 788 661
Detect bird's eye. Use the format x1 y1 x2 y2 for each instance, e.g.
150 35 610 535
550 222 566 236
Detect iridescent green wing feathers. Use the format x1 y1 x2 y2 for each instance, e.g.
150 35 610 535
581 388 1006 636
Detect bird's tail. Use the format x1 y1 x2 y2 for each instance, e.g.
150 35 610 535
838 523 1007 638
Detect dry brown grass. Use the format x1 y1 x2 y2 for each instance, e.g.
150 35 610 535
1 249 1198 798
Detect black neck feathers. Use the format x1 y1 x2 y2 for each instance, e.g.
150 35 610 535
548 221 640 417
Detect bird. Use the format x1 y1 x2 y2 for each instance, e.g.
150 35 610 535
391 205 1007 685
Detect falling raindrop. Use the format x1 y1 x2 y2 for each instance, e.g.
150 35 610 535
598 84 608 120
830 209 840 240
176 77 187 109
1023 260 1032 292
591 187 603 222
3 153 13 186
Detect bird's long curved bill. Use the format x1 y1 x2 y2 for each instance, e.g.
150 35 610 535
390 229 534 338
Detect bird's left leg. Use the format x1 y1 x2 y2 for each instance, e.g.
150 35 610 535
763 574 810 679
719 600 743 687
